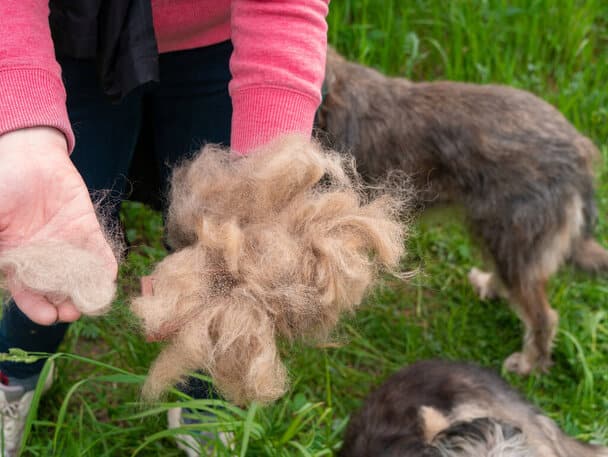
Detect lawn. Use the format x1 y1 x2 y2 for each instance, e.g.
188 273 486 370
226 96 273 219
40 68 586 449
17 1 608 455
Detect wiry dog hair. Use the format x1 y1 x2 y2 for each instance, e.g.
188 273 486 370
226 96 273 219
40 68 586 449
432 418 532 457
339 360 608 457
131 135 405 405
317 48 608 375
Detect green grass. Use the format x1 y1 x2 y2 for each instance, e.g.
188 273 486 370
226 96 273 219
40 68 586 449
14 1 608 455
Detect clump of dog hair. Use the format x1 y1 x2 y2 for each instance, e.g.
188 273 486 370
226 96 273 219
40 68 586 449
0 241 117 315
132 134 406 405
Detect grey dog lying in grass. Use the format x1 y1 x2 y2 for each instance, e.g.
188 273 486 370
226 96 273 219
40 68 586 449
339 360 608 457
316 48 608 376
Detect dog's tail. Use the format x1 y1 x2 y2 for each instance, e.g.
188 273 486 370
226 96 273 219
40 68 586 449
571 237 608 273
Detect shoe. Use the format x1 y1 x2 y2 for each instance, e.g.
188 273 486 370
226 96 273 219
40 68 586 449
167 407 234 456
0 363 54 457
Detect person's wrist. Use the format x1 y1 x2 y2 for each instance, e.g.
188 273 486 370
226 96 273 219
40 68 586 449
0 127 68 158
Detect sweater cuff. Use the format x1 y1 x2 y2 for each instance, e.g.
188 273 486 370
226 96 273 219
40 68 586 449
0 68 75 152
230 86 319 154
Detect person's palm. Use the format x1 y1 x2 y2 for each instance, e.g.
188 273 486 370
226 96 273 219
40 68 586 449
0 127 117 324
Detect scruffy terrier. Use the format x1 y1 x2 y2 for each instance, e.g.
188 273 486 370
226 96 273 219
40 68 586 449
339 360 608 457
316 48 608 375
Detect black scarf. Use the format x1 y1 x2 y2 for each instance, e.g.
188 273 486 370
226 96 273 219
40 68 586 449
50 0 160 101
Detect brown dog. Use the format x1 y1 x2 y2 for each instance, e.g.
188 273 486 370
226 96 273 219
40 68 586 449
339 360 608 457
316 48 608 375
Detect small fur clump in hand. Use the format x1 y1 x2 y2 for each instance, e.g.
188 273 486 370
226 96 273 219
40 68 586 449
132 135 406 405
0 241 117 315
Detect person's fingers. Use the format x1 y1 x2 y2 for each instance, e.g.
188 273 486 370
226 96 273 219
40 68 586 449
55 301 82 322
10 289 59 325
0 127 118 322
11 289 82 324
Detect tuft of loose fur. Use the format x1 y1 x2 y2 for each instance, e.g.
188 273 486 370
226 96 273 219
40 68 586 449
339 360 608 457
0 241 117 315
131 135 406 405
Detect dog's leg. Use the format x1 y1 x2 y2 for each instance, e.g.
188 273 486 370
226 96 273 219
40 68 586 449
502 196 581 375
503 280 558 375
468 267 508 300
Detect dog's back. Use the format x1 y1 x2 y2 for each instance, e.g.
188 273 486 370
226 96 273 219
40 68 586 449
319 52 603 279
338 360 607 457
319 50 598 217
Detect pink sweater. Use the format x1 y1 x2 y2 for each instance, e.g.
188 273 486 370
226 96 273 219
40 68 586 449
0 0 329 153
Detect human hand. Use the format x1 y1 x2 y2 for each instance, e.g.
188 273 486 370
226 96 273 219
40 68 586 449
0 127 118 325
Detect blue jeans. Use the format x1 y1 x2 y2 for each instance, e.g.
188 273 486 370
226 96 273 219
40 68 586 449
0 41 233 399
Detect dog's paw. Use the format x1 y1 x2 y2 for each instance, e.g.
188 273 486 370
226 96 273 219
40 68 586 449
504 352 553 375
503 352 533 375
536 356 554 373
468 267 497 300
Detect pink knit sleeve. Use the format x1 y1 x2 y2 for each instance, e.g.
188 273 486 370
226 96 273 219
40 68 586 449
0 0 75 152
229 0 329 154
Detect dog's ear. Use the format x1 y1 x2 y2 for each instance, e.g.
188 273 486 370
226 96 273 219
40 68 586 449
317 93 361 151
420 406 450 442
343 105 362 149
324 45 341 89
317 49 362 151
